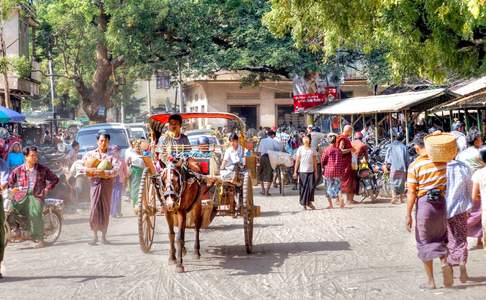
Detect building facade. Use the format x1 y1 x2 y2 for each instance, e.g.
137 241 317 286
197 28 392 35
0 3 40 111
134 71 377 130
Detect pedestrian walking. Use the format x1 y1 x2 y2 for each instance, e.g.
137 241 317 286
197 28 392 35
451 121 467 152
293 134 317 210
446 157 473 283
321 133 344 208
337 125 356 205
111 145 128 218
66 141 80 167
126 140 145 209
385 133 410 204
472 147 486 250
457 131 484 249
82 131 119 245
7 146 59 249
406 132 453 289
257 130 280 196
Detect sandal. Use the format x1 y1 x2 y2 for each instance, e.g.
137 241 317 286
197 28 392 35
459 265 468 283
442 265 454 288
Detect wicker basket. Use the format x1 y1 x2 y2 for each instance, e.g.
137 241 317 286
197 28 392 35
424 133 457 162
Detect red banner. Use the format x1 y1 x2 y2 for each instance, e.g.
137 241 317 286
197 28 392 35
293 87 338 112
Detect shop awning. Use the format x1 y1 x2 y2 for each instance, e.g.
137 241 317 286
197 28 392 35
437 90 486 111
450 76 486 97
0 106 25 123
306 88 451 115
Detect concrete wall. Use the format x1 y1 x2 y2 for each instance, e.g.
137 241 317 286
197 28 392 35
133 75 177 113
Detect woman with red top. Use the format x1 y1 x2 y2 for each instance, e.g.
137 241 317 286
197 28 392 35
321 133 345 208
337 125 356 205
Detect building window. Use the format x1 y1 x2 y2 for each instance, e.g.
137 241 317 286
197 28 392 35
341 91 353 99
275 92 292 99
155 72 170 89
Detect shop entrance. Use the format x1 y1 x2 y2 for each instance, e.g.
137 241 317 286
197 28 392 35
277 105 306 128
229 105 258 129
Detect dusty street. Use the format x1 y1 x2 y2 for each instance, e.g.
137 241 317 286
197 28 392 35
2 189 486 300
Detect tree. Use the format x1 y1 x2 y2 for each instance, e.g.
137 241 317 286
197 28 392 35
36 0 387 123
264 0 486 83
35 0 168 122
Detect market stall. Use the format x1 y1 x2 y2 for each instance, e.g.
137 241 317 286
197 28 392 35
305 88 456 143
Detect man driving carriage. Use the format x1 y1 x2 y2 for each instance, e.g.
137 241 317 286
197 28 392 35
156 114 191 158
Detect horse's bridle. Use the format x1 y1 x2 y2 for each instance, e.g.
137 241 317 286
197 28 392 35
161 162 184 204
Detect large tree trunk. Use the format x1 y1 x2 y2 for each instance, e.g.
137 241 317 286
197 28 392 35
73 4 122 123
0 24 13 109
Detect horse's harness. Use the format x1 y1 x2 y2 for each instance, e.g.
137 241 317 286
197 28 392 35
160 158 203 208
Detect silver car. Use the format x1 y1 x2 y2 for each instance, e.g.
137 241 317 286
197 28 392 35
75 123 131 159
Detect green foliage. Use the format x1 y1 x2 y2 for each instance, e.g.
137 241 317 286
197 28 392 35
265 0 486 83
11 56 31 78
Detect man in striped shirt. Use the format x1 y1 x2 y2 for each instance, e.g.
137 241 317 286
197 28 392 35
406 132 453 289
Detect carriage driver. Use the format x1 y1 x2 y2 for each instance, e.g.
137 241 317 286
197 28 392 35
157 114 191 154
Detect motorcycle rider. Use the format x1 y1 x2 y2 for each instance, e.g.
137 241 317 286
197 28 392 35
7 146 59 248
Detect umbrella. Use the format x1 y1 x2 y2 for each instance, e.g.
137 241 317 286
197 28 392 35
0 106 25 123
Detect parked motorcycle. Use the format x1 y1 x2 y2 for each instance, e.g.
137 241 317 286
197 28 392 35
3 194 64 246
356 160 379 202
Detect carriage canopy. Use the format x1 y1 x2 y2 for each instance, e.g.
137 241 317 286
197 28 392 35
149 112 246 133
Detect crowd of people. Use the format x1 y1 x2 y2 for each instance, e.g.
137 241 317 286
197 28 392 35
3 114 486 288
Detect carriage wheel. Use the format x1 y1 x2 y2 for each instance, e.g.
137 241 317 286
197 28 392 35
241 172 254 254
138 168 157 253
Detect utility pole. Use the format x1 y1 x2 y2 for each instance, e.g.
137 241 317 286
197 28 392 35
48 52 57 132
48 53 56 110
146 78 152 116
120 102 125 123
178 62 183 113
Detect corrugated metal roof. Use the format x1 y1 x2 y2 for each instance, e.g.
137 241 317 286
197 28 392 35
306 88 446 115
450 76 486 96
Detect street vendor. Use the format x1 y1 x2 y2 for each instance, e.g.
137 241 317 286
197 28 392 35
82 131 119 246
7 146 59 249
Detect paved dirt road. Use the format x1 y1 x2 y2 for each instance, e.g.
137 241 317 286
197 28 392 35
2 189 486 300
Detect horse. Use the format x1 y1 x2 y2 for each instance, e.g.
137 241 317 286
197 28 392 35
160 158 206 273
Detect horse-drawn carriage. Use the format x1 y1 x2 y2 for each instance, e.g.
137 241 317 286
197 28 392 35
137 112 255 272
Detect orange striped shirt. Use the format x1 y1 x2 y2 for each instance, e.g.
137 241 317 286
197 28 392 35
407 154 447 197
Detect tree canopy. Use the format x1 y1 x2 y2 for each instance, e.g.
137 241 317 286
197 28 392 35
35 0 390 121
264 0 486 83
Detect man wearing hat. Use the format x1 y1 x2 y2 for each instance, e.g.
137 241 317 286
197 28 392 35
406 132 452 289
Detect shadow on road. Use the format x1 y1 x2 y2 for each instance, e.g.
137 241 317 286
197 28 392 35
205 240 351 275
207 223 282 232
2 275 125 283
451 276 486 289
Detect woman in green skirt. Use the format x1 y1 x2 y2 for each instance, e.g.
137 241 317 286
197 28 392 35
126 140 145 209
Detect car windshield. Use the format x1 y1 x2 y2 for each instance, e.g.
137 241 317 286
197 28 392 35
188 135 218 146
130 129 146 139
77 129 129 150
